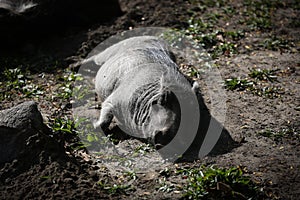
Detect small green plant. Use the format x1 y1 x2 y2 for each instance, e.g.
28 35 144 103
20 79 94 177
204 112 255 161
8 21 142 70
187 17 214 34
188 67 200 78
133 143 155 156
181 165 259 199
243 0 273 30
247 16 271 30
56 70 83 100
51 116 77 134
98 180 133 195
225 68 284 98
211 42 237 59
157 177 176 193
50 116 101 150
224 30 245 40
261 37 292 51
0 67 44 100
248 68 278 82
224 78 254 91
3 67 26 89
123 171 138 181
258 128 299 141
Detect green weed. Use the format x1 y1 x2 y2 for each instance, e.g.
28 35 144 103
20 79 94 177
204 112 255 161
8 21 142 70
181 165 259 199
225 68 284 98
123 171 138 181
248 68 278 82
98 180 133 195
56 70 83 100
157 177 176 193
211 42 237 59
0 67 44 100
49 116 105 151
224 78 254 91
258 128 299 141
189 0 225 8
133 143 155 156
261 37 292 51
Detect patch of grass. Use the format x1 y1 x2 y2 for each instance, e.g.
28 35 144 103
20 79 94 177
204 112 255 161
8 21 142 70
157 177 176 193
50 116 105 151
56 70 83 100
247 16 272 30
181 165 259 199
98 180 133 195
224 78 254 91
187 17 214 34
248 68 278 82
261 37 293 51
0 67 44 100
50 116 85 150
225 68 284 98
123 171 138 181
189 0 225 8
222 6 237 16
242 0 280 30
211 42 237 59
133 143 155 156
184 17 242 58
258 128 299 141
224 30 245 41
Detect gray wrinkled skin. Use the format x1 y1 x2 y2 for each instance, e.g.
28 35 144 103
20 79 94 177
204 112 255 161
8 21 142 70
88 36 197 147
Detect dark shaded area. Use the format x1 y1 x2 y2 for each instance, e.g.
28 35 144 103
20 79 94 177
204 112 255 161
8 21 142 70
0 0 122 47
179 90 239 162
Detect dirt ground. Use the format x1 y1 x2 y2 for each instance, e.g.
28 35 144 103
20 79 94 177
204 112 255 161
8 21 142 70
0 0 299 199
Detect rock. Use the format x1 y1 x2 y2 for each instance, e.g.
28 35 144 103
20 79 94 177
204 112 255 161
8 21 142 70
0 101 61 164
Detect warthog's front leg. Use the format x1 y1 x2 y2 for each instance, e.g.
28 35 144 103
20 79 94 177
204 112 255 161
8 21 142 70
93 100 114 135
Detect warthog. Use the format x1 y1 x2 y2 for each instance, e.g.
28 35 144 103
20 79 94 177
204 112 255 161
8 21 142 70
87 36 198 148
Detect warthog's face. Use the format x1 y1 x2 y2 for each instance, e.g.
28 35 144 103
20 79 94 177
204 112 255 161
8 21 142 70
146 90 181 149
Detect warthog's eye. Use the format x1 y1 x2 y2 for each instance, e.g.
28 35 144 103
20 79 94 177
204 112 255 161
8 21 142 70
151 100 158 105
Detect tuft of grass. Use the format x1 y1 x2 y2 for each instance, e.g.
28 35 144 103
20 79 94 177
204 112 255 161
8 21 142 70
242 0 274 30
123 171 138 181
181 165 259 199
261 37 293 51
248 68 278 82
56 70 83 100
211 42 237 59
50 116 103 151
224 78 254 91
225 68 284 98
0 67 44 100
184 17 241 58
133 143 155 156
50 116 85 150
98 180 134 195
258 128 299 141
157 177 176 193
